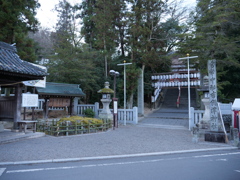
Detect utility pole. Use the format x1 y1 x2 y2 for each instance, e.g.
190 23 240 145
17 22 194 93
179 54 198 130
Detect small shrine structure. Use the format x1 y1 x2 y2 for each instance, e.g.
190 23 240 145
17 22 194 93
36 82 85 118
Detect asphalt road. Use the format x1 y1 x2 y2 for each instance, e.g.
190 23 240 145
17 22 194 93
1 150 240 180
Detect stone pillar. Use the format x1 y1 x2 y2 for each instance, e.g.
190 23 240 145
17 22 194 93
73 97 79 115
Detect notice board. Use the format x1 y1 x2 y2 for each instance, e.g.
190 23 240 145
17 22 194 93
49 98 70 107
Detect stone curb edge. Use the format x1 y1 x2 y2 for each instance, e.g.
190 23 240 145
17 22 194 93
0 146 238 166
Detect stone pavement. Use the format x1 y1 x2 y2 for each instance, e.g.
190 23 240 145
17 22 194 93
0 109 238 165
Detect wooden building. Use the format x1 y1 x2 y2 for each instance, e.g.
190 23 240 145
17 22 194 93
36 82 85 118
0 41 48 130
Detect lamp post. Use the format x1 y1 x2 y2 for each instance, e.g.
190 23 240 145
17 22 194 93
179 54 198 130
109 70 119 98
117 60 132 125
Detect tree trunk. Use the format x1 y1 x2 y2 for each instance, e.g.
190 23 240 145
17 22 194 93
104 37 107 78
138 65 145 116
127 93 134 109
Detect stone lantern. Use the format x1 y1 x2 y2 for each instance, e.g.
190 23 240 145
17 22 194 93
197 75 210 129
97 82 114 120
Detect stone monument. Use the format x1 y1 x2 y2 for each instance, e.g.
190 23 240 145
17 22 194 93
205 60 228 143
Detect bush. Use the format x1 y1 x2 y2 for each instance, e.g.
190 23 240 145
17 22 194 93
83 108 95 118
58 116 102 125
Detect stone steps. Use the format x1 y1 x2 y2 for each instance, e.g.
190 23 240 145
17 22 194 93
137 123 187 130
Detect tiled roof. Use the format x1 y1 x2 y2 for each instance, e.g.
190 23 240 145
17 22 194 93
36 82 85 97
0 41 48 77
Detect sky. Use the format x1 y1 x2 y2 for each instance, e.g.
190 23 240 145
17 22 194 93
36 0 196 30
36 0 80 30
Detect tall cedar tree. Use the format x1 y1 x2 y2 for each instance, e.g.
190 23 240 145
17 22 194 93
127 0 171 72
80 0 123 78
179 0 240 101
0 0 40 62
48 0 99 103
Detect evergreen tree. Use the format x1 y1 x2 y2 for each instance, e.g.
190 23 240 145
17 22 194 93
0 0 40 62
80 0 125 78
179 0 240 101
47 0 100 103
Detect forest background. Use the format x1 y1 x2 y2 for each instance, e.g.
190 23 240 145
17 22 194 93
0 0 239 108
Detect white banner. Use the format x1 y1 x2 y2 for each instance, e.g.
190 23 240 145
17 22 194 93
22 63 47 88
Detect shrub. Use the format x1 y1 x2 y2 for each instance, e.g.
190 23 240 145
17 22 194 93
58 116 102 125
83 108 95 118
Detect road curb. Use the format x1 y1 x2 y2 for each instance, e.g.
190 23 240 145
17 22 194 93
0 146 238 166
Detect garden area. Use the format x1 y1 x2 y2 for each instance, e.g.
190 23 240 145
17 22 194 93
36 116 112 137
36 108 112 136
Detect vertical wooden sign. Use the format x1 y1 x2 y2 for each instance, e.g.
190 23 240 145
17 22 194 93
208 59 218 131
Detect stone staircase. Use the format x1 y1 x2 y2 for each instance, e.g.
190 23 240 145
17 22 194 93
138 108 189 130
138 88 198 130
161 88 197 109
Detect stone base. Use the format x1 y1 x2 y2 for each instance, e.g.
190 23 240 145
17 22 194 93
0 123 4 132
99 113 113 120
204 131 227 143
197 121 209 129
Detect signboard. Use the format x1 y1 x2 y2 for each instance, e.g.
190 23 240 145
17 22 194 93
208 59 219 131
22 93 38 107
49 98 70 107
114 101 118 114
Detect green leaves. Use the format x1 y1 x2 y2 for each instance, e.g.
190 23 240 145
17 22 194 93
0 0 40 62
179 0 240 101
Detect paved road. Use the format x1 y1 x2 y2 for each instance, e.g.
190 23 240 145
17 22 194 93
1 150 240 180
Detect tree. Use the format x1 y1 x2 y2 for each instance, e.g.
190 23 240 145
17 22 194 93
47 0 100 103
80 0 125 78
178 0 240 101
28 27 54 62
0 0 40 62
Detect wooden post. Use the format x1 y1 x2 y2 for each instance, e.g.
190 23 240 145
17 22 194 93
69 97 73 115
75 122 77 135
43 98 49 119
23 86 27 120
32 87 36 120
13 84 22 130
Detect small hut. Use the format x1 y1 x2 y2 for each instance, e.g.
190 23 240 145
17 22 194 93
36 82 85 118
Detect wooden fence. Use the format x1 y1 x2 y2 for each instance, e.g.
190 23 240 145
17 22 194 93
37 119 112 136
